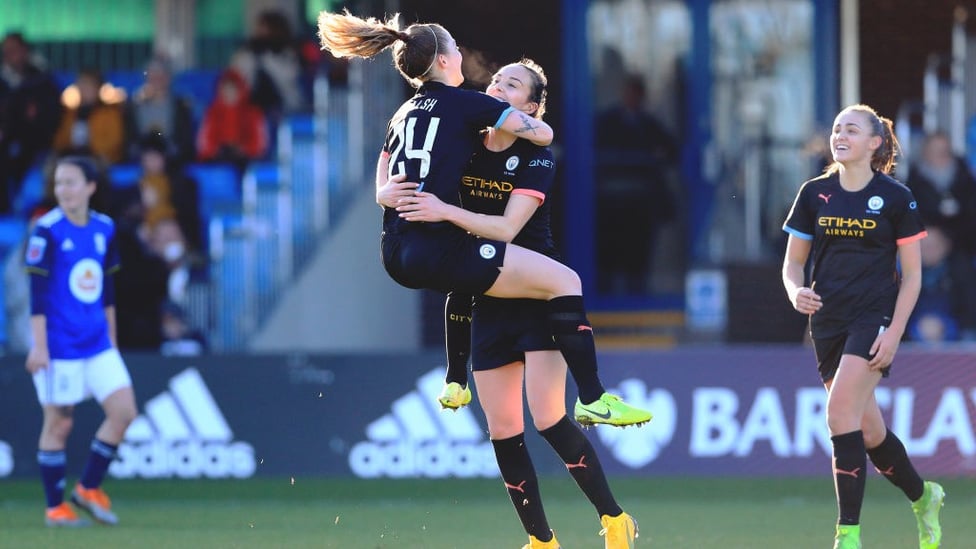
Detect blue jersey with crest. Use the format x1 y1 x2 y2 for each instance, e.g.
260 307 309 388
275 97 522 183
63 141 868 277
783 171 927 337
25 208 120 359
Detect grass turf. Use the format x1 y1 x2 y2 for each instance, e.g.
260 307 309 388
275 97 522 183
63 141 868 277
0 476 972 548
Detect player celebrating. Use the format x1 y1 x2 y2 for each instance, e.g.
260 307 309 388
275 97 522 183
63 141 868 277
782 104 944 549
317 10 651 426
380 59 640 548
25 156 136 527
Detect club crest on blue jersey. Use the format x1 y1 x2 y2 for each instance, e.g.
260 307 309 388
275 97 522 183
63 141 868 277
26 236 46 264
94 233 106 255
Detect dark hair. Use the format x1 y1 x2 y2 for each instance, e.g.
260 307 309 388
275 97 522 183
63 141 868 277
2 32 28 48
56 155 100 184
317 10 450 87
826 104 900 175
504 58 547 119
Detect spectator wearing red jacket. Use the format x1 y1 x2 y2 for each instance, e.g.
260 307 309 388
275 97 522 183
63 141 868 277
196 69 268 170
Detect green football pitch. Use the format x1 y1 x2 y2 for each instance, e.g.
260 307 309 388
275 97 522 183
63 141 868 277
0 476 972 548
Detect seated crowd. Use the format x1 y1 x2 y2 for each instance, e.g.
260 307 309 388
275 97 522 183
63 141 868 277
0 10 320 353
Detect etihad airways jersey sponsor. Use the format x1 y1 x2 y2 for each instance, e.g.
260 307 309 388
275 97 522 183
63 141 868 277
461 137 557 258
783 172 926 336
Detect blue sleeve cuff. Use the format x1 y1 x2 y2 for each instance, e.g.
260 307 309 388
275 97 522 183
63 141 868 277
783 226 814 240
492 106 516 129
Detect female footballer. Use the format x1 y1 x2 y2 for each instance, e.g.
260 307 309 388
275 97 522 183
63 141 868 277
26 156 136 527
380 59 639 549
782 104 944 549
317 10 649 425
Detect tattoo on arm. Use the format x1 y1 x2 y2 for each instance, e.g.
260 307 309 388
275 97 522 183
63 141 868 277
511 112 539 135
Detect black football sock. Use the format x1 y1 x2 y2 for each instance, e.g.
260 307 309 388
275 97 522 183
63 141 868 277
492 433 552 541
866 429 924 501
443 292 472 386
539 415 622 517
831 430 867 525
546 295 605 404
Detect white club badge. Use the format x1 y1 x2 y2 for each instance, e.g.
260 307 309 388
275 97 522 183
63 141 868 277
867 195 884 211
506 156 519 171
69 259 103 303
479 244 497 259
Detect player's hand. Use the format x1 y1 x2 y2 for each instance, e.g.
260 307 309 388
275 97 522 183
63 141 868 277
396 192 450 222
25 347 50 374
376 174 419 208
792 287 822 315
868 327 900 371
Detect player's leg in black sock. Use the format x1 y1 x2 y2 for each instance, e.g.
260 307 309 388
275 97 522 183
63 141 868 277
444 292 472 386
546 295 605 404
866 428 924 501
539 415 622 517
492 433 553 542
832 430 867 525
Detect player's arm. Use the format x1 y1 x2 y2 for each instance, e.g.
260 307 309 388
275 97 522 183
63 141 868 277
103 270 118 348
782 234 820 314
397 193 539 242
867 238 923 370
374 151 418 208
25 230 52 373
497 110 553 146
26 279 50 373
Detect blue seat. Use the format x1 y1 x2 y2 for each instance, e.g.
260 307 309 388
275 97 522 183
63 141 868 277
104 70 146 98
13 166 45 217
184 163 242 218
0 216 27 249
109 163 142 188
173 69 220 118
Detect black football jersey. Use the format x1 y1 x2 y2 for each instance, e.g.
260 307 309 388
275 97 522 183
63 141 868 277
783 171 927 336
460 138 557 258
382 82 513 231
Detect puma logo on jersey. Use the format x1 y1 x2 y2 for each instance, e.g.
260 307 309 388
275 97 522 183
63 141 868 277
818 193 832 204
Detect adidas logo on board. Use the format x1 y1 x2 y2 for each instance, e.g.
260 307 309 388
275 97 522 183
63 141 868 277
349 368 498 478
110 368 256 479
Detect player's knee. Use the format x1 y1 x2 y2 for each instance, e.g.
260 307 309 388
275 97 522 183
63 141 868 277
861 425 886 448
825 409 858 436
44 416 74 442
109 403 137 429
556 267 581 295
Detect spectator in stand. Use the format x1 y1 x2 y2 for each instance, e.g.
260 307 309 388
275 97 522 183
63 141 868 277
906 132 976 340
139 133 202 257
196 69 268 171
52 68 126 166
906 131 976 258
124 55 196 164
230 9 306 121
0 32 62 213
908 224 976 342
594 73 679 295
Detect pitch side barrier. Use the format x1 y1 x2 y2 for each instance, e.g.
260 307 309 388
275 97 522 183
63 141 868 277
0 347 973 479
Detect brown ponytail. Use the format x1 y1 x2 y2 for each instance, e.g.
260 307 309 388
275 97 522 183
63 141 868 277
317 10 450 87
825 104 900 175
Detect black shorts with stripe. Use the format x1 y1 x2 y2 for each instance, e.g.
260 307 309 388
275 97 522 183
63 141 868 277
470 296 558 371
380 223 506 295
